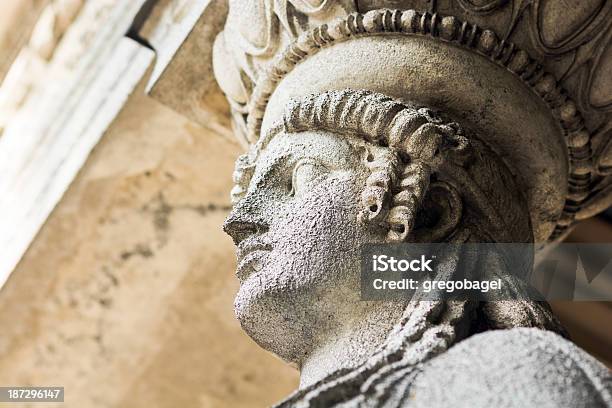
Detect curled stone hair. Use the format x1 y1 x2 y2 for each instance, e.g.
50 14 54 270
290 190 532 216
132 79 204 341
232 89 468 242
230 89 566 407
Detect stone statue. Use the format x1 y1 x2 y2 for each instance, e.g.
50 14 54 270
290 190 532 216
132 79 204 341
213 2 612 406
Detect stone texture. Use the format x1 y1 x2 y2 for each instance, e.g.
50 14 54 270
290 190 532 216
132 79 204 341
391 328 611 408
140 0 233 143
0 93 298 407
0 0 50 84
0 0 154 285
0 1 610 407
213 2 612 406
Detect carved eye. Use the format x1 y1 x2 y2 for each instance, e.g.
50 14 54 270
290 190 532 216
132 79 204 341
290 159 327 197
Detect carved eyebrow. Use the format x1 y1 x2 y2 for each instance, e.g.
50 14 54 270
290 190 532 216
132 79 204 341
248 152 293 189
250 146 338 192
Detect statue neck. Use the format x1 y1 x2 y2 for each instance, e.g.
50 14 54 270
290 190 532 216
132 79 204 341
298 302 405 388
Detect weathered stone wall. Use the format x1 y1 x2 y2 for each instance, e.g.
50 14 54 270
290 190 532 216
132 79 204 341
0 92 298 407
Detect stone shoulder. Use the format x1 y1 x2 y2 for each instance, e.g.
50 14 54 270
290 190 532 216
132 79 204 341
408 328 612 408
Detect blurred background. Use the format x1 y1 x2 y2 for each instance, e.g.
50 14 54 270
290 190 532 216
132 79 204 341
0 1 609 407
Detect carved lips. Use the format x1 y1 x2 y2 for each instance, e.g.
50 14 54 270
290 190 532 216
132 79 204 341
236 238 272 281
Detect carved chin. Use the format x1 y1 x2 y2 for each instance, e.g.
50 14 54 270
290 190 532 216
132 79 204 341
233 272 315 363
233 256 358 363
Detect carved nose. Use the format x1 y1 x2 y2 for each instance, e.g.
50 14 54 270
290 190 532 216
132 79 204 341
223 214 268 245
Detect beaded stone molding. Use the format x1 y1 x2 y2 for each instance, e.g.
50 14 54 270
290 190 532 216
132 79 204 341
244 8 592 242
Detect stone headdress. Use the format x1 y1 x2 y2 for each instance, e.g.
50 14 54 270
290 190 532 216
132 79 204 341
213 1 612 242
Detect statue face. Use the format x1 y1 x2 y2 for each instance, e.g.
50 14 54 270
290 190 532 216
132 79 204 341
223 131 386 361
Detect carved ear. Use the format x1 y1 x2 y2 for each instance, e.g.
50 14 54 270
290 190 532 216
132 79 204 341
411 181 462 242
